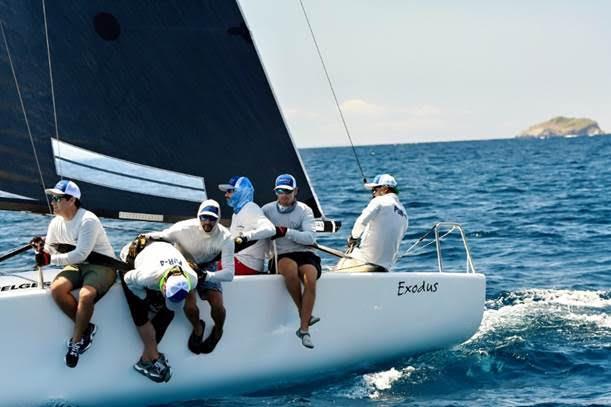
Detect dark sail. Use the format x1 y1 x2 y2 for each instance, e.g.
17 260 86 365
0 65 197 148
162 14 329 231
0 0 331 225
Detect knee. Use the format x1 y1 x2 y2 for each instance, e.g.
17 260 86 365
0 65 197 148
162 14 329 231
79 286 98 305
50 279 71 300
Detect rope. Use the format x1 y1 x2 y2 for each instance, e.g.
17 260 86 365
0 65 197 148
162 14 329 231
41 0 62 178
399 225 457 259
0 21 52 213
297 0 367 183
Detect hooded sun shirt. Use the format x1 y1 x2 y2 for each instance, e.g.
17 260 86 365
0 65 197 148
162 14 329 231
227 177 254 214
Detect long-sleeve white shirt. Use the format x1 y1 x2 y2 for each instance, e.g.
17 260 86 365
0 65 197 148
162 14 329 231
44 208 116 266
229 201 275 271
261 201 316 255
350 193 408 271
123 242 198 299
146 219 234 283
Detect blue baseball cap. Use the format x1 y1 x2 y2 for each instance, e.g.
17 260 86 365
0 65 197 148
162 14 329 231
274 174 297 191
45 179 81 199
218 176 242 192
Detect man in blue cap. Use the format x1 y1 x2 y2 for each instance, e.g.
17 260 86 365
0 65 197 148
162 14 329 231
262 174 321 349
30 179 117 368
218 176 275 275
336 174 408 273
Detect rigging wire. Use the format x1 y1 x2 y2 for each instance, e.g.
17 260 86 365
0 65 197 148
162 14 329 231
297 0 367 183
1 21 52 214
41 0 62 179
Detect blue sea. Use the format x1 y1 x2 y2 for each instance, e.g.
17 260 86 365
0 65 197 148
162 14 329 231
1 136 610 406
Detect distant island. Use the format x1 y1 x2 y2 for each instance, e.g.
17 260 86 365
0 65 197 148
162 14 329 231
517 116 606 138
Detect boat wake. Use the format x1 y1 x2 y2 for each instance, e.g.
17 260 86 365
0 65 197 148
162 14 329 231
327 288 611 403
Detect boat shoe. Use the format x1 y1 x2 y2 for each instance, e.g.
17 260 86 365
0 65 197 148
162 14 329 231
134 353 172 383
199 326 223 354
188 320 205 354
296 329 314 349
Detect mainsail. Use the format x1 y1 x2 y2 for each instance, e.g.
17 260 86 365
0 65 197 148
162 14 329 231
0 0 331 225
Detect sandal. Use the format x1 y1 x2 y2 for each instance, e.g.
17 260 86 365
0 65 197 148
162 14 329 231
188 320 205 354
296 329 314 349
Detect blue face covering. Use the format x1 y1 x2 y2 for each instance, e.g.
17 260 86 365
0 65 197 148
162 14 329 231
227 177 254 214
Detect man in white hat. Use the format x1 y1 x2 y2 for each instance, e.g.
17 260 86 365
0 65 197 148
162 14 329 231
30 179 116 368
146 199 234 354
120 240 199 383
336 174 408 273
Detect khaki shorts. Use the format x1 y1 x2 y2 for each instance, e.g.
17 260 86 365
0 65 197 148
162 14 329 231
55 264 117 301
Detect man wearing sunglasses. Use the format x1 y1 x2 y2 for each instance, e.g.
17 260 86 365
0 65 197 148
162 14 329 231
146 199 234 354
262 174 321 349
336 174 408 273
218 176 275 275
30 179 117 368
120 240 198 383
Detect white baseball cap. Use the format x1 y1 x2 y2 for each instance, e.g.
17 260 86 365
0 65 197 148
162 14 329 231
364 174 397 190
164 273 191 312
197 199 220 219
45 179 81 199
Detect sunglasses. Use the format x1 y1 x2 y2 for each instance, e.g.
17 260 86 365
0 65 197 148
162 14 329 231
199 215 218 222
275 188 293 195
49 195 68 202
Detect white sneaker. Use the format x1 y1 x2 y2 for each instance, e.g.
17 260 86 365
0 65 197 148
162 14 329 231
296 329 314 349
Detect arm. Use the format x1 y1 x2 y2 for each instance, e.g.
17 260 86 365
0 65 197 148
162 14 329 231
50 219 99 265
243 206 276 241
122 269 148 299
285 207 316 245
146 227 177 243
205 238 235 283
351 199 381 238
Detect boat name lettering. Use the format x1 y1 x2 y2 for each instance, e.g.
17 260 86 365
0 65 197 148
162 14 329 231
397 280 439 296
0 282 51 293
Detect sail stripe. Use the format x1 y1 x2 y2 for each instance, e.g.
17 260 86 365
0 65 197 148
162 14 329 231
51 139 207 202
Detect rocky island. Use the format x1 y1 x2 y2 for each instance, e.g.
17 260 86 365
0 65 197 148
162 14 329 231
517 116 606 138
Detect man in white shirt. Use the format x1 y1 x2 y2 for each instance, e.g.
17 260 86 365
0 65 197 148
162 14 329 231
120 241 198 383
262 174 321 349
336 174 408 273
218 176 275 275
146 199 234 354
30 180 116 368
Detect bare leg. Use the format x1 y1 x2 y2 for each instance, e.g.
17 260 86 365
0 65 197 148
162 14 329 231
72 285 97 342
206 291 225 330
298 265 318 333
137 321 159 362
50 277 77 321
278 258 302 315
184 291 203 336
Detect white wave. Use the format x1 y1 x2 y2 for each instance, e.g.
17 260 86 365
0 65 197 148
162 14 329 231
466 288 611 344
339 366 415 399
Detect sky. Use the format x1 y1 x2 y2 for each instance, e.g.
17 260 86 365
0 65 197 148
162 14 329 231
239 0 611 148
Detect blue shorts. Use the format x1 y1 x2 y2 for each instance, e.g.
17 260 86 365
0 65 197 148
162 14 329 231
194 260 223 296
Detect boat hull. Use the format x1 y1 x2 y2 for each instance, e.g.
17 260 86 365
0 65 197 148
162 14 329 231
0 271 485 406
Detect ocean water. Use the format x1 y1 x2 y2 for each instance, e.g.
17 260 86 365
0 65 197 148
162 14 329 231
1 136 610 406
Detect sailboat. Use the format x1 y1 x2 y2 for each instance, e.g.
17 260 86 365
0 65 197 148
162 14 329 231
0 1 485 405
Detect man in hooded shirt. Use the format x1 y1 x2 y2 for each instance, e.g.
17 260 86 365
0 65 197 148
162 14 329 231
120 240 199 383
218 176 275 275
146 199 234 354
336 174 408 273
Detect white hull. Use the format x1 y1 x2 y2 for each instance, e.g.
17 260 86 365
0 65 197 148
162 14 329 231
0 270 485 406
